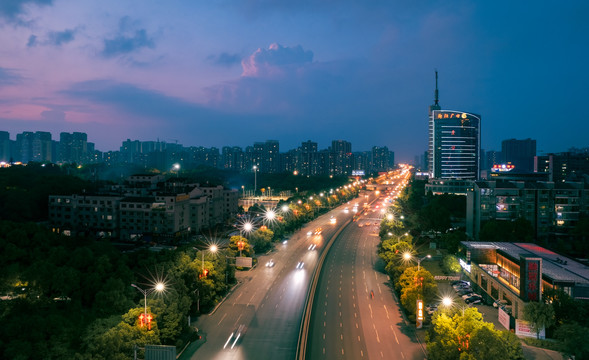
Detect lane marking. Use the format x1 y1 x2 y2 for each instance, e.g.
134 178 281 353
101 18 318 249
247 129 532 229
217 313 227 325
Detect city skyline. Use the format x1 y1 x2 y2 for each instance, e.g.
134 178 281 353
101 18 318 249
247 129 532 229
1 1 589 162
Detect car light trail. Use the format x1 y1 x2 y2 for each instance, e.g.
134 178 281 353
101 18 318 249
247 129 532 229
223 332 234 349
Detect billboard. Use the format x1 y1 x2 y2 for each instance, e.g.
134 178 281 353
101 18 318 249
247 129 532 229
515 319 545 339
498 307 510 330
236 257 253 268
416 299 424 328
520 256 542 302
145 345 176 360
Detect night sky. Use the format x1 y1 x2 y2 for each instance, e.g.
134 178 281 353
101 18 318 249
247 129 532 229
1 1 588 162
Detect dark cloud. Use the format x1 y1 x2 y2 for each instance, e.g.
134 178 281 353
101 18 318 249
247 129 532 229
26 34 37 47
27 28 76 47
0 0 52 23
47 29 75 46
102 18 155 58
0 67 23 86
242 43 313 77
206 52 242 67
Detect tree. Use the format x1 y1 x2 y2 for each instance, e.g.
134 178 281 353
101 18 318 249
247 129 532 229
427 307 523 360
522 301 555 339
555 322 589 360
228 235 252 257
250 228 274 253
439 231 466 254
441 254 461 274
398 267 437 314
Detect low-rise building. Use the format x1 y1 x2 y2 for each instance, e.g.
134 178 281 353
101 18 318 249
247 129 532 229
459 241 589 321
48 176 238 241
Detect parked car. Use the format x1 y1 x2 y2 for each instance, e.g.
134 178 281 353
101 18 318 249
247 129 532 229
493 299 508 308
464 294 483 304
453 284 471 291
462 293 480 300
452 280 470 286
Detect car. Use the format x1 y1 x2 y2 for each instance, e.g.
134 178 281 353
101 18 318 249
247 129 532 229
314 227 322 235
224 324 247 349
426 304 438 315
453 284 471 291
330 217 337 224
306 231 313 236
493 299 508 308
453 283 471 290
266 259 275 267
282 239 288 245
452 280 470 286
462 293 481 300
296 261 304 269
465 296 483 304
308 244 316 250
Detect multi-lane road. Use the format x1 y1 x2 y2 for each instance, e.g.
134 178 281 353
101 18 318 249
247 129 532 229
187 168 421 360
306 200 426 360
188 197 362 360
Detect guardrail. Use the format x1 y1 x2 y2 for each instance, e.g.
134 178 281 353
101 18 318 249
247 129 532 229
295 196 380 360
295 216 353 360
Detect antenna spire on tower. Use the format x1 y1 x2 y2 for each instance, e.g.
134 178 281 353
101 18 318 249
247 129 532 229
434 69 439 106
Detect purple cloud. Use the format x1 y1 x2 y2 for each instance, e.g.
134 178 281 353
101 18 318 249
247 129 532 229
241 43 313 77
102 17 155 58
207 52 242 67
0 67 23 86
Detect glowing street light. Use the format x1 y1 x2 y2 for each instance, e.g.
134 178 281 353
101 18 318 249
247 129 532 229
281 205 289 213
403 253 431 271
442 296 453 307
387 213 394 221
131 282 165 329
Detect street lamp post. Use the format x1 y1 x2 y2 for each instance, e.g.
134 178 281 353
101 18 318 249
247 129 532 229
417 254 431 271
253 165 258 197
131 282 165 327
403 253 431 271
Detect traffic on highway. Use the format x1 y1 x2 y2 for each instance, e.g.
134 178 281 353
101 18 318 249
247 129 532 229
187 167 416 360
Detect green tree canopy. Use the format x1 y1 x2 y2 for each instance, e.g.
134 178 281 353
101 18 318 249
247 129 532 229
522 301 555 339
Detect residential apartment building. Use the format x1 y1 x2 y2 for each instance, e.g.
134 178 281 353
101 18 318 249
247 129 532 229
466 179 589 242
48 175 238 241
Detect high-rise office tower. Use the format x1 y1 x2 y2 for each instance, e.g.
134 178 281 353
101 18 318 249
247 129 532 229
501 138 536 173
428 71 481 180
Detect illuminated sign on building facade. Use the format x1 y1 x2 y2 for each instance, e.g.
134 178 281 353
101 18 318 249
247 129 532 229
520 256 542 302
491 164 515 172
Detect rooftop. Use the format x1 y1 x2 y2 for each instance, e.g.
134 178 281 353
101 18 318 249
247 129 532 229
462 241 589 285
